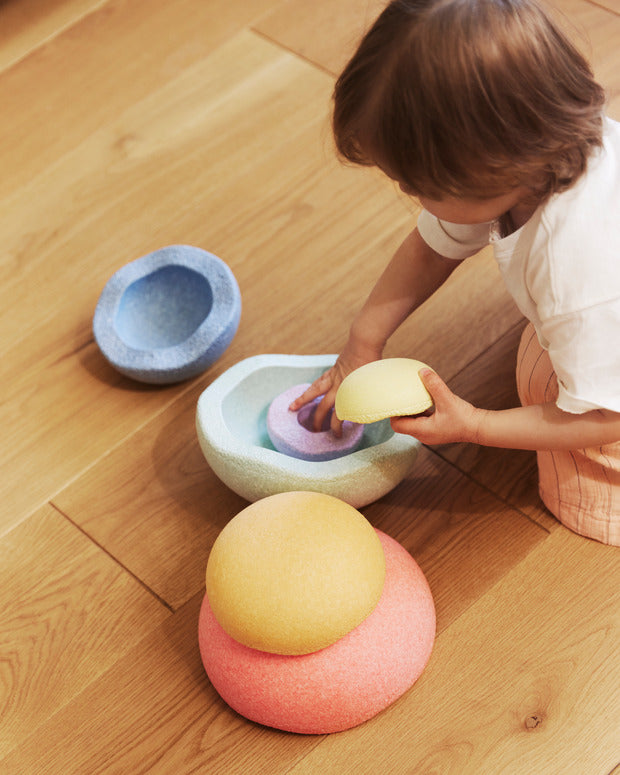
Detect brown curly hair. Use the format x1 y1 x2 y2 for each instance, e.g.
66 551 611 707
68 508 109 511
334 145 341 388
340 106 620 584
333 0 606 201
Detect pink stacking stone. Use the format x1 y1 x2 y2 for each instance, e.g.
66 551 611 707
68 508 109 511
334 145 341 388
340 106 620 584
198 530 436 734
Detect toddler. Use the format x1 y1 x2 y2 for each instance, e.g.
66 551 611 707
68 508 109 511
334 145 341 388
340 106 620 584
290 0 620 544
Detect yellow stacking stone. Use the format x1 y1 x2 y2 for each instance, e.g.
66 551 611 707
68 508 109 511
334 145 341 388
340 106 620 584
335 358 434 423
205 491 386 655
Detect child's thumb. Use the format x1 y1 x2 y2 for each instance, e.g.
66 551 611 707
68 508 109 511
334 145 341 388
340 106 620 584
418 368 444 402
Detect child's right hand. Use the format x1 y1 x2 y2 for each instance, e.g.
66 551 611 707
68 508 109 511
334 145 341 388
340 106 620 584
288 343 381 436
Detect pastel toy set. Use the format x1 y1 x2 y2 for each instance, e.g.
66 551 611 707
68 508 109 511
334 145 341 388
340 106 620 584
199 492 436 734
95 252 436 735
195 354 421 509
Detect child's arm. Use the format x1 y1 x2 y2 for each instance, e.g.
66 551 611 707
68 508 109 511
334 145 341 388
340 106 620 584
392 369 620 450
290 228 460 431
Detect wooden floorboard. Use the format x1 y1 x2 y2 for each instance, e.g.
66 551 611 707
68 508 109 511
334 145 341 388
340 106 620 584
0 505 170 760
256 0 620 114
285 529 620 775
3 526 617 774
0 0 106 73
0 593 326 774
0 22 525 533
1 0 619 771
436 320 559 531
254 0 386 75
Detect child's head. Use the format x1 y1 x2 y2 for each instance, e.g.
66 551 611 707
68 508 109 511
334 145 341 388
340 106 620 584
333 0 606 203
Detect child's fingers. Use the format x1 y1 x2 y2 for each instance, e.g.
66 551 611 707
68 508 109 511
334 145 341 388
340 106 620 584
330 412 344 438
288 370 343 436
288 371 333 411
389 370 444 439
390 414 430 436
312 392 338 434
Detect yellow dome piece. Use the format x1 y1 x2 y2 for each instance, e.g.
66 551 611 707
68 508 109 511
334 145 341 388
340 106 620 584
206 491 386 655
336 358 434 424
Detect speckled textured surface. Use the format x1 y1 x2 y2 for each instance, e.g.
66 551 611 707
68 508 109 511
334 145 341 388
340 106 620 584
267 383 364 462
93 245 241 384
195 354 420 508
336 358 434 423
205 492 386 655
199 529 436 734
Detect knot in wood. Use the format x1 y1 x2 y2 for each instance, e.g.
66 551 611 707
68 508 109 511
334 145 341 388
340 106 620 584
524 713 544 730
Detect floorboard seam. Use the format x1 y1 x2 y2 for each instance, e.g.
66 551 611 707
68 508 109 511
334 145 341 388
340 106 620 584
584 0 619 18
49 501 175 614
249 26 338 78
42 368 202 508
423 445 552 535
0 0 110 77
281 737 329 775
446 316 528 386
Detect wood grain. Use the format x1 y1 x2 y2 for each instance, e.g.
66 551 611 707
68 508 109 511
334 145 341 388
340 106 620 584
285 529 620 775
255 0 386 75
3 512 615 773
0 25 339 530
53 379 249 610
435 320 558 531
1 0 618 772
593 0 619 18
552 0 620 118
0 594 324 774
0 505 169 759
1 22 525 532
257 0 620 119
1 477 548 773
0 0 106 73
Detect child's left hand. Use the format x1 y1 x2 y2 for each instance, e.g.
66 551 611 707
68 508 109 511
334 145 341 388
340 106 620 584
390 369 483 445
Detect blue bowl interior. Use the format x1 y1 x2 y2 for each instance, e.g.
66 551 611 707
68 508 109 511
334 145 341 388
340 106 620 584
221 365 394 453
115 265 213 349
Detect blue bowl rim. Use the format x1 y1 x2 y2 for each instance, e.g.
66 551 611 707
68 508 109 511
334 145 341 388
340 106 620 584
93 245 241 377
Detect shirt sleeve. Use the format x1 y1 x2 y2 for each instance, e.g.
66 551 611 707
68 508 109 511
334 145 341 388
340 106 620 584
541 299 620 414
416 209 493 260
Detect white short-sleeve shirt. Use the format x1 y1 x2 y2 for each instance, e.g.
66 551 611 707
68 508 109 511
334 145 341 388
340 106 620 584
417 117 620 414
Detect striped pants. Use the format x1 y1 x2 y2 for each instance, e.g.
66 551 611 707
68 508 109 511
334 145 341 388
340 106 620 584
516 323 620 545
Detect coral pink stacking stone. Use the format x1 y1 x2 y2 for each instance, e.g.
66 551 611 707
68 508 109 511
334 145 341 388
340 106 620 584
198 530 436 734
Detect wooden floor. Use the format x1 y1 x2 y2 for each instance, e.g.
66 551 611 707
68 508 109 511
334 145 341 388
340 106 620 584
1 0 619 772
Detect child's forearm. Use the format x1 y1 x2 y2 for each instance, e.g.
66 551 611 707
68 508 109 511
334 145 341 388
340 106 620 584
473 403 620 451
290 230 460 431
348 228 459 353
